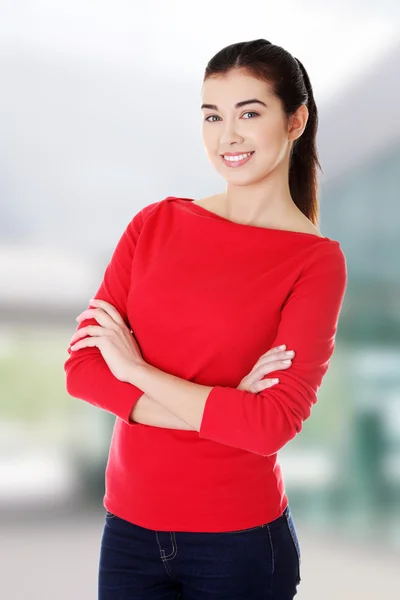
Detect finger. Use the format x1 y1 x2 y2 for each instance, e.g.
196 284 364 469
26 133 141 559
70 325 111 344
89 299 125 326
259 355 293 368
263 345 287 357
250 358 292 381
76 308 119 330
250 350 292 373
261 357 292 372
70 336 102 351
254 378 280 392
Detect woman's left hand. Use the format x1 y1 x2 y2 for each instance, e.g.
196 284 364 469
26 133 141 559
69 298 146 383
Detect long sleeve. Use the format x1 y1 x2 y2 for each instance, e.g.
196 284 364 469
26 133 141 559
198 241 348 456
64 201 159 424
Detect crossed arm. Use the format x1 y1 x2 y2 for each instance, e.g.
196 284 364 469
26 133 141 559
131 392 196 430
65 216 347 453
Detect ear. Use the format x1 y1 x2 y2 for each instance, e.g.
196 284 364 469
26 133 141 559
288 104 309 142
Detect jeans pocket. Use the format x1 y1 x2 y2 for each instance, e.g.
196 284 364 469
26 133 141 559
284 507 301 581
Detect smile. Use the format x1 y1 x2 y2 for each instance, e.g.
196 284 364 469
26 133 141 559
221 152 255 167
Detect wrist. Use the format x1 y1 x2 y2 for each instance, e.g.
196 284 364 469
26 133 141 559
128 360 149 386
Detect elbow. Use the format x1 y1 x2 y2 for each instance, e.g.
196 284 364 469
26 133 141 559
253 381 314 457
64 351 90 399
260 416 303 457
64 364 99 412
262 430 298 457
65 371 75 397
64 363 80 399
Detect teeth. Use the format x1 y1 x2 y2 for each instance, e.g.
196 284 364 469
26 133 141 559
223 152 252 162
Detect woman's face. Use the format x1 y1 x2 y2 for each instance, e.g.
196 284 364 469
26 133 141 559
201 69 301 185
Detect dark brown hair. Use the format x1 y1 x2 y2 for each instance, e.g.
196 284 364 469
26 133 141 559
203 39 322 226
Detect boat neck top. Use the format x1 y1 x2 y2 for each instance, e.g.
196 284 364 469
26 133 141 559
181 196 330 240
64 195 347 532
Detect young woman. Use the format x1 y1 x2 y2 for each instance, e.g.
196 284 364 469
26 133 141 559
65 38 347 599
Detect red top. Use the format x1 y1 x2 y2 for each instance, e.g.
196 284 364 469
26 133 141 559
64 196 347 532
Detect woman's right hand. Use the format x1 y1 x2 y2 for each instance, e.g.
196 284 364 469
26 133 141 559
237 345 295 393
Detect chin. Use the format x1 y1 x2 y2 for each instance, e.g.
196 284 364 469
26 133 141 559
222 173 259 185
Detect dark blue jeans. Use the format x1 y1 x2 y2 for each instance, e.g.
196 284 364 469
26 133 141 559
98 505 301 599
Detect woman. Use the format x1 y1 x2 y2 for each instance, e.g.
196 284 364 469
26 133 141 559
65 38 347 599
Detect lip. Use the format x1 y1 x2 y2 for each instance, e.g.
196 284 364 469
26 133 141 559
221 151 255 168
221 151 254 156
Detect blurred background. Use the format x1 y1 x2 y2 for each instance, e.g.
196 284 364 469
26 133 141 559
1 1 399 598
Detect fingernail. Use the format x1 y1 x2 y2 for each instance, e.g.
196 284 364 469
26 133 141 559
278 344 286 350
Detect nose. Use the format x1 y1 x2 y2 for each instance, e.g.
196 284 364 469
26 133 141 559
219 121 244 146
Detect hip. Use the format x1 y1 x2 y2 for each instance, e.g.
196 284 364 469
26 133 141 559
99 504 301 599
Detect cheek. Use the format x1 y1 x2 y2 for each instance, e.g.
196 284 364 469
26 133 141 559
256 119 280 144
257 129 288 164
201 126 217 150
202 138 220 165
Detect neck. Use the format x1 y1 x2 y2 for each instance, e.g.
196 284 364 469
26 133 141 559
222 166 298 227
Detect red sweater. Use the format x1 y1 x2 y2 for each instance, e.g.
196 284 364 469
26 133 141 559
64 196 347 532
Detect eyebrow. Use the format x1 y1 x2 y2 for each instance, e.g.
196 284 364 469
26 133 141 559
200 98 267 110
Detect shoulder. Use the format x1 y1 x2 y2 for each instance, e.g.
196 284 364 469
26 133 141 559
126 197 171 230
284 241 347 315
302 239 347 287
137 198 167 222
139 196 190 219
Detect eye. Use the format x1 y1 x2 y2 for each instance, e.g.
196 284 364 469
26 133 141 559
204 111 259 122
242 111 259 119
204 115 221 122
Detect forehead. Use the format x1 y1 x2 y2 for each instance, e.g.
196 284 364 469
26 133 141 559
202 70 273 101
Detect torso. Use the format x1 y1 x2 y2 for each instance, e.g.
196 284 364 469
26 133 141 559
192 194 324 237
